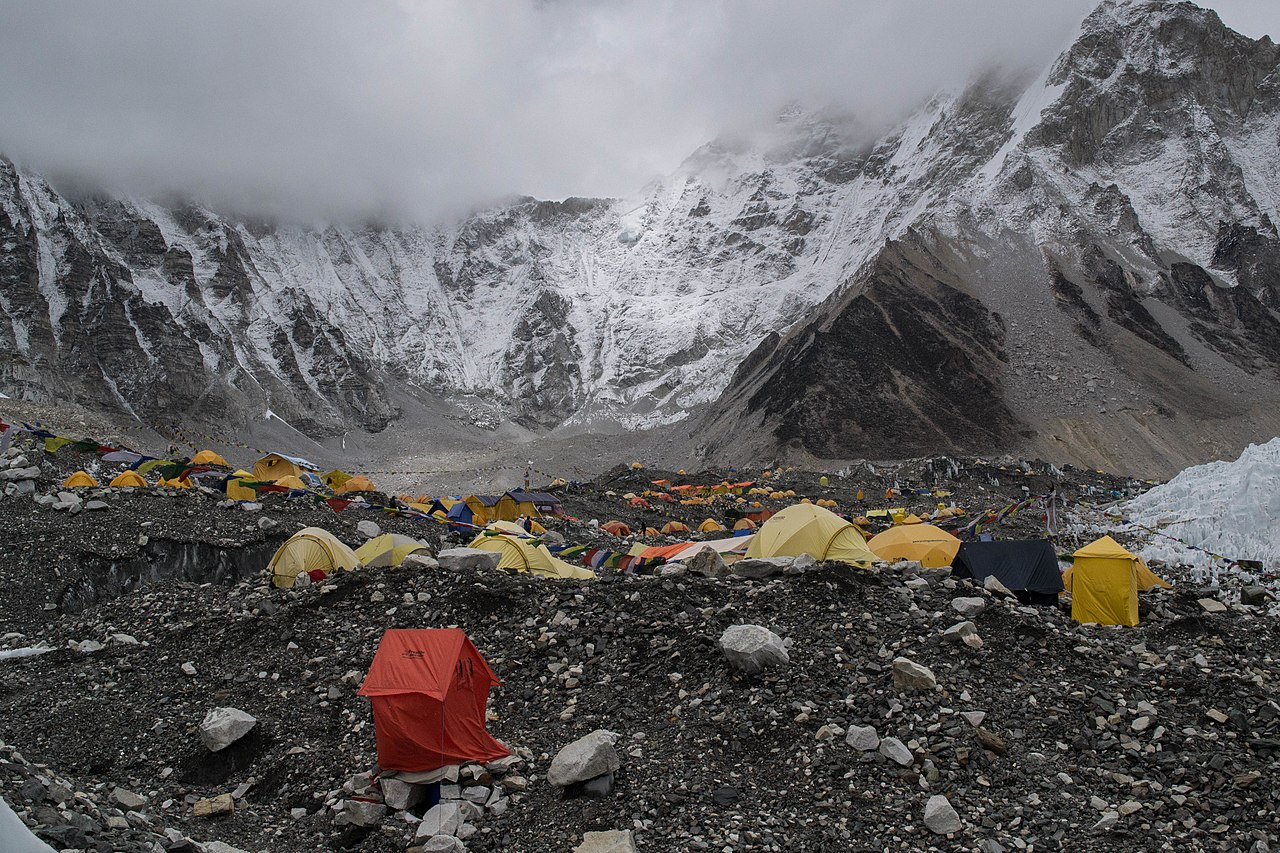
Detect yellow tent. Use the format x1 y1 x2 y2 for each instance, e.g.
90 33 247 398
662 521 690 534
274 475 308 490
227 470 256 501
268 527 360 588
192 449 229 467
252 453 306 482
63 470 99 488
322 469 353 490
109 470 148 488
746 504 877 567
467 523 594 580
868 520 961 568
1066 535 1171 626
337 475 377 494
355 533 432 568
698 518 725 533
159 476 192 489
734 518 757 531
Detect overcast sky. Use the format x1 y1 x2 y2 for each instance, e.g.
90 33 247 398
0 0 1276 223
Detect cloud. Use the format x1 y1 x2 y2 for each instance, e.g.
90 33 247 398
1 0 1264 223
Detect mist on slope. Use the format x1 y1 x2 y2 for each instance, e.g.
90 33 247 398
0 0 1274 223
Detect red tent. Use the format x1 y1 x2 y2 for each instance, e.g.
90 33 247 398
357 629 509 772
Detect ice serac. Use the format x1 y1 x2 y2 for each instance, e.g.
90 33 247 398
2 1 1280 474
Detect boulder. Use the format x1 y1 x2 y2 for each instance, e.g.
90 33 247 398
718 624 790 674
951 597 987 618
199 707 258 752
438 548 502 573
402 553 440 571
111 787 146 810
784 554 817 575
892 657 936 691
356 520 382 539
878 736 913 766
381 777 426 810
731 556 793 579
685 547 729 577
335 799 386 827
1197 597 1228 614
574 830 639 853
421 836 466 853
924 794 963 834
1241 585 1272 606
192 793 234 818
846 725 880 751
416 802 465 838
547 730 621 787
982 575 1016 598
942 621 978 643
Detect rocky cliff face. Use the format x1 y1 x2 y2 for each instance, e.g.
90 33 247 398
2 1 1279 473
696 0 1280 473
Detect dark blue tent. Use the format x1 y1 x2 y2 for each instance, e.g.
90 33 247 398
951 539 1064 606
446 501 475 532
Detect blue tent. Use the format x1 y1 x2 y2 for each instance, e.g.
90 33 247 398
446 501 475 531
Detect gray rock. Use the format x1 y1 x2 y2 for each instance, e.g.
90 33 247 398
9 479 35 496
1241 585 1272 606
574 829 639 853
84 500 109 511
416 802 465 838
239 502 262 512
879 736 913 766
784 554 817 575
718 624 790 674
437 548 503 573
685 547 729 577
421 836 466 853
335 799 386 827
1093 811 1120 830
199 707 258 752
951 596 987 618
202 843 251 853
924 794 963 834
982 575 1015 597
402 553 440 571
461 785 488 804
356 520 382 539
547 730 621 787
1198 597 1228 613
731 556 793 579
381 777 426 810
846 724 880 751
961 710 987 728
112 787 146 810
892 656 937 691
942 621 978 643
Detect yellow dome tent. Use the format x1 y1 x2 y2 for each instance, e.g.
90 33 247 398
467 523 594 580
698 518 725 533
63 470 99 488
868 519 961 569
337 475 377 494
252 453 308 482
109 470 148 488
1063 535 1171 626
159 476 192 489
355 533 432 568
746 504 877 566
274 475 308 491
323 470 353 490
192 449 229 467
662 521 690 534
226 470 256 501
733 517 757 531
268 527 360 588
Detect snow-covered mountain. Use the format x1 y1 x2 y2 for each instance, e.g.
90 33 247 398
3 0 1280 473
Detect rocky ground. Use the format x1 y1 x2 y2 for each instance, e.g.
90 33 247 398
2 433 1277 852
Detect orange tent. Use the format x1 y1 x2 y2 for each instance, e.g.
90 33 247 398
338 475 377 494
661 521 690 534
357 629 509 772
602 521 631 537
109 471 148 488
